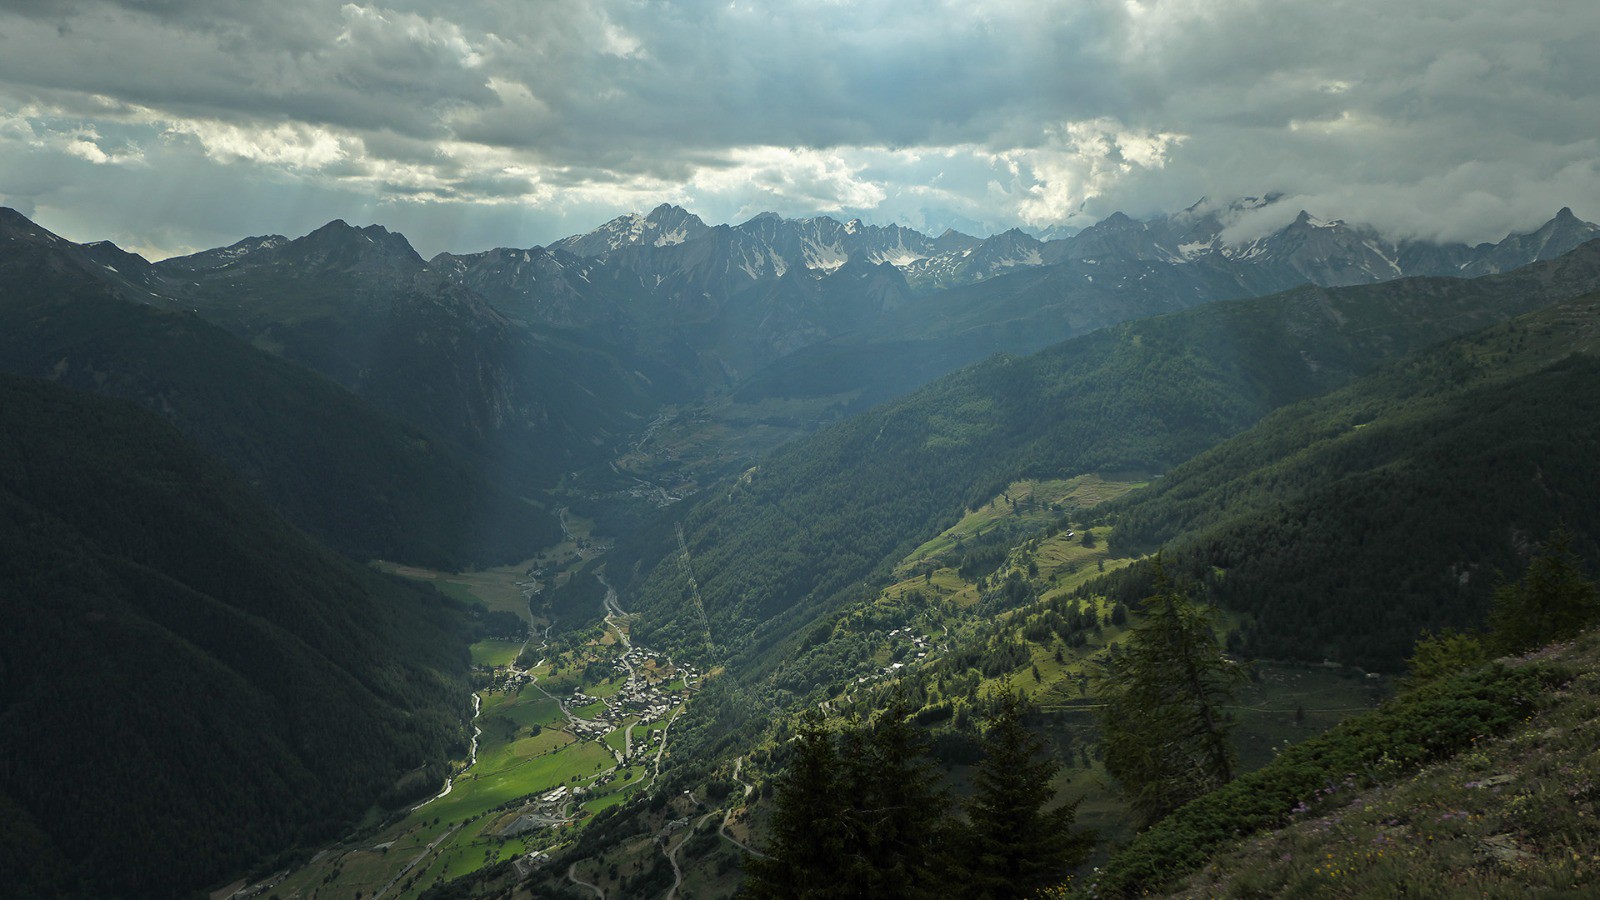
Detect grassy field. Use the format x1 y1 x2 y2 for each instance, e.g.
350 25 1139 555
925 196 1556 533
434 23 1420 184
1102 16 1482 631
469 639 525 668
265 602 700 899
374 558 539 622
895 475 1145 577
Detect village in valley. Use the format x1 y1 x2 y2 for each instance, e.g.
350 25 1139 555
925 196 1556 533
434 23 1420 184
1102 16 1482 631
244 518 707 900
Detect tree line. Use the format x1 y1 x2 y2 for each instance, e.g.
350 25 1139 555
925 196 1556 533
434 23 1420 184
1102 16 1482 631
747 691 1092 899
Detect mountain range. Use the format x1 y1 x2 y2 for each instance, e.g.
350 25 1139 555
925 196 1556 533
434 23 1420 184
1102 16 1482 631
433 200 1599 397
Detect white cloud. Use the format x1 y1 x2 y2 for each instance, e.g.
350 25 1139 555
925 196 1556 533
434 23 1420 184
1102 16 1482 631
1005 120 1186 225
692 147 889 214
164 119 352 168
0 0 1596 255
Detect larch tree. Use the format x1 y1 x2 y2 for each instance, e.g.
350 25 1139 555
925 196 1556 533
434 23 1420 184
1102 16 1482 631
1488 528 1600 655
1094 556 1243 826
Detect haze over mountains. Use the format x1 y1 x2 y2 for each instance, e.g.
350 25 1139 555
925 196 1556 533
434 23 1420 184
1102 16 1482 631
111 197 1597 407
4 197 1595 555
14 197 1597 469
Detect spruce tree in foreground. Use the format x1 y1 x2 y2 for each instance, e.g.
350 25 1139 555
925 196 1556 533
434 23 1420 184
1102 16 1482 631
1095 557 1243 826
837 697 953 899
1488 528 1600 655
962 688 1092 898
743 710 846 899
746 700 952 899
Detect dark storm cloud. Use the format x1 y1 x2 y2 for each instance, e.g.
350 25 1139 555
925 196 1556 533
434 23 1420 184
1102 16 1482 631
0 0 1597 256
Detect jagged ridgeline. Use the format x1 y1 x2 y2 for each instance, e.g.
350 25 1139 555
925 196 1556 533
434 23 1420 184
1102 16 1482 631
0 210 560 568
0 375 474 898
607 241 1600 683
146 219 672 491
437 203 1600 413
1091 293 1600 669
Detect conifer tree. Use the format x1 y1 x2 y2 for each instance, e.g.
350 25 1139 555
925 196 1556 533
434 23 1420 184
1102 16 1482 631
1094 557 1243 826
747 701 954 899
838 697 953 899
1488 529 1600 654
744 710 846 899
962 688 1092 898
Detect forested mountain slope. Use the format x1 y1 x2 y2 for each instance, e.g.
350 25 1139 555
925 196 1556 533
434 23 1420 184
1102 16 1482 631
608 241 1600 680
1094 293 1600 668
601 290 1600 898
0 375 474 898
0 208 556 567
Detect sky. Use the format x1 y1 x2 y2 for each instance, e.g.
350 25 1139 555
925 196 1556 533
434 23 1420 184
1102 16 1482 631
1 0 1597 259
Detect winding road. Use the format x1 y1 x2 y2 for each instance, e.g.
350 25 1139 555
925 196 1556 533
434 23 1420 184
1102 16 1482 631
567 862 607 899
719 756 768 858
664 811 721 900
662 755 768 898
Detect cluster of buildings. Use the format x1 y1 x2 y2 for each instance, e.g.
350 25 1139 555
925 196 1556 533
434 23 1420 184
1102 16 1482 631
853 627 934 685
496 786 585 838
604 650 696 723
886 626 932 657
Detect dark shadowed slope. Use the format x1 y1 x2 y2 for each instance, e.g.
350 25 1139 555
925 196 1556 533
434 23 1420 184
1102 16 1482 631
0 375 474 898
1096 293 1600 669
0 208 557 567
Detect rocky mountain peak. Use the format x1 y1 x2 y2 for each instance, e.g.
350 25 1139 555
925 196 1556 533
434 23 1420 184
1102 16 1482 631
552 204 710 257
79 240 153 275
1460 207 1600 276
281 219 425 271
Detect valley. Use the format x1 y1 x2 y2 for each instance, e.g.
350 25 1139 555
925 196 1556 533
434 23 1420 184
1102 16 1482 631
205 226 1600 899
11 3 1600 895
472 471 1398 897
252 546 706 900
8 0 1600 893
3 201 1599 900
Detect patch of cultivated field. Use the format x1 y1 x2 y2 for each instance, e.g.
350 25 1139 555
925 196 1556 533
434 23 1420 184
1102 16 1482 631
268 597 700 899
895 474 1145 576
375 558 540 622
469 639 524 668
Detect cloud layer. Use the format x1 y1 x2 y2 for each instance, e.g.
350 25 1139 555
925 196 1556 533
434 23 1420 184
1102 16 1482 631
1 0 1597 257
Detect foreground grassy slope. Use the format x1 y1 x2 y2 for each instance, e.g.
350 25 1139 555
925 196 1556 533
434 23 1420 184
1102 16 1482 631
1095 631 1600 898
0 375 474 898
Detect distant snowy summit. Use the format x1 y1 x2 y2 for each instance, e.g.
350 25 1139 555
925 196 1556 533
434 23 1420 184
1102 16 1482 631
510 198 1600 295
